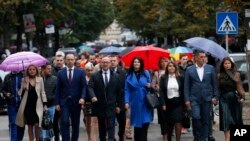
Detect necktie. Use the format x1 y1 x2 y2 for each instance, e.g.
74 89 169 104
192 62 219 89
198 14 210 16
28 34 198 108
104 72 108 87
69 69 72 83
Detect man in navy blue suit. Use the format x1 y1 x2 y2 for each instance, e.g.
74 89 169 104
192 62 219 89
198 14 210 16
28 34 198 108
184 50 219 141
55 53 87 141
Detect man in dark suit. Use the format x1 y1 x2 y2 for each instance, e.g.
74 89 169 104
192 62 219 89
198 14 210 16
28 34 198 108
184 50 219 141
110 55 126 141
88 56 123 141
55 53 87 141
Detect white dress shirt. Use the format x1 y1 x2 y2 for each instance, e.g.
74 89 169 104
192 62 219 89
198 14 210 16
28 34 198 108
167 75 179 99
195 64 204 81
102 69 110 82
67 66 75 80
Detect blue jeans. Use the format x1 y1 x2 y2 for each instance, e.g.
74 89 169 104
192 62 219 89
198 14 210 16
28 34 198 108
7 104 25 141
40 106 55 139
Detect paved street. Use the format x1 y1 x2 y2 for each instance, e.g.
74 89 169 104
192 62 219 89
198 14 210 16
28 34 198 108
0 111 226 141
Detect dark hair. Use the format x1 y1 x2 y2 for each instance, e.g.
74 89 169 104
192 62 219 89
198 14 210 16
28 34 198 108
41 62 51 69
219 57 237 73
127 57 144 75
165 61 180 76
179 54 187 60
193 50 205 56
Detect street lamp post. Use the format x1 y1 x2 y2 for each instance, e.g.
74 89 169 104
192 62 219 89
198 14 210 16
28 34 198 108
244 3 250 92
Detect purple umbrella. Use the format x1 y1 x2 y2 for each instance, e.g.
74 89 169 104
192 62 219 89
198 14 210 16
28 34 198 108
0 51 47 72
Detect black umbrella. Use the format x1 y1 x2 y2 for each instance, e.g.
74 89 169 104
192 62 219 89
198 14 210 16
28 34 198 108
119 47 136 56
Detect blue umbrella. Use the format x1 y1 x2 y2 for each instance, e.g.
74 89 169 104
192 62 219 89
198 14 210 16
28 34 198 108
184 37 229 60
99 46 122 54
168 46 193 54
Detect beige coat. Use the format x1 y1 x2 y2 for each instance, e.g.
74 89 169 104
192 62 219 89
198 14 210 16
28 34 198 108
16 76 47 127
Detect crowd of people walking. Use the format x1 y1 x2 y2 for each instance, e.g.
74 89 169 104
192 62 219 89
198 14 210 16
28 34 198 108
0 48 246 141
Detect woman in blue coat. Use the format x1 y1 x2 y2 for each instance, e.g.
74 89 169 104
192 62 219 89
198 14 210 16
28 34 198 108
125 57 153 141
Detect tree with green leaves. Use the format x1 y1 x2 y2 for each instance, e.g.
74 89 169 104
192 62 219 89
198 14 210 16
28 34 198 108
0 0 114 52
113 0 225 46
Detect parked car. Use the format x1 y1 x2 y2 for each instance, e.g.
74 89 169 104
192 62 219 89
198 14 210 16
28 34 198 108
229 53 249 92
57 47 77 57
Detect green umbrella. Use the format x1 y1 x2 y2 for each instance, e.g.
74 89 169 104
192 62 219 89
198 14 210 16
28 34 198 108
78 45 94 54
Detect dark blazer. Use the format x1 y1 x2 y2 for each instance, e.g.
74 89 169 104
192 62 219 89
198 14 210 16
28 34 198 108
88 70 122 117
159 75 184 107
184 64 219 102
113 67 126 110
55 67 87 106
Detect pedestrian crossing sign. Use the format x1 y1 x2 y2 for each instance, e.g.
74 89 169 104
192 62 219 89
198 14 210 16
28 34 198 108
216 12 238 34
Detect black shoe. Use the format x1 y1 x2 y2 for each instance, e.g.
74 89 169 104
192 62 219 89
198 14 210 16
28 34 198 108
208 136 215 141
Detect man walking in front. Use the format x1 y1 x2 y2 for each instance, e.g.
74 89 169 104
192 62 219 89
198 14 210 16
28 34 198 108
184 50 219 141
55 53 87 141
88 57 123 141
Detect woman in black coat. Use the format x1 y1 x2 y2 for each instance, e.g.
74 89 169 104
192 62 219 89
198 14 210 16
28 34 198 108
159 61 184 141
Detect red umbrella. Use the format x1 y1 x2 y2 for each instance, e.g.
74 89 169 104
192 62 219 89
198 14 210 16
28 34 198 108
121 46 170 70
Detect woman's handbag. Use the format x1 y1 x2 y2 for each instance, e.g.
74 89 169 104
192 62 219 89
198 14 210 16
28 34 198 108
146 92 160 108
182 109 191 128
42 111 53 130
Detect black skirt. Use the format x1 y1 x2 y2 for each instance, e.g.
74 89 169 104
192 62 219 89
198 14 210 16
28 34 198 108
219 91 243 131
24 84 39 125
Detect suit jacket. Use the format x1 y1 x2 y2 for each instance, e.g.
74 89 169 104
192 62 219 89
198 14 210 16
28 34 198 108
55 67 86 106
159 75 184 107
88 70 122 117
184 64 219 102
113 66 126 110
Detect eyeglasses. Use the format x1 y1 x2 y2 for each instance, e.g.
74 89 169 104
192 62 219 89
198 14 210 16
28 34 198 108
86 69 93 72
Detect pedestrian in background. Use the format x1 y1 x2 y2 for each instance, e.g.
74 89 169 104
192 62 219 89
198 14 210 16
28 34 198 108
55 53 87 141
217 57 245 141
16 64 48 141
184 50 219 141
2 71 25 141
40 63 57 140
151 57 169 141
88 57 122 141
82 62 98 141
159 61 184 141
110 55 127 141
52 52 65 141
124 57 153 141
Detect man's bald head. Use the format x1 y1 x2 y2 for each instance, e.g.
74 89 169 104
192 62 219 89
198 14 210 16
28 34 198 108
101 56 111 71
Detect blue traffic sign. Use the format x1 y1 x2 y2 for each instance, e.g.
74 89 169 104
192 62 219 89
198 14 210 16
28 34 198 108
216 12 238 34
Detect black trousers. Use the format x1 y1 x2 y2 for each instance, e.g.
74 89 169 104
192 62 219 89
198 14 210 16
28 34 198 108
98 116 116 141
116 110 126 138
53 110 60 141
134 123 149 141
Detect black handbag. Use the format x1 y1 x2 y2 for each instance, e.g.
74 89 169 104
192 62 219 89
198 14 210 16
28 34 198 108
182 109 191 128
146 92 160 108
42 111 53 130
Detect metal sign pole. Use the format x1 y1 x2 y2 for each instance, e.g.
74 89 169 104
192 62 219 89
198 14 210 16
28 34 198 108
226 33 229 52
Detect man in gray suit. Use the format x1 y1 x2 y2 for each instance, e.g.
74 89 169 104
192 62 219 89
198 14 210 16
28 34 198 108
184 50 219 141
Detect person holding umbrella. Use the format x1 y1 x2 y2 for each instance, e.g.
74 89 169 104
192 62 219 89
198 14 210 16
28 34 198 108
16 64 48 141
2 71 25 141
